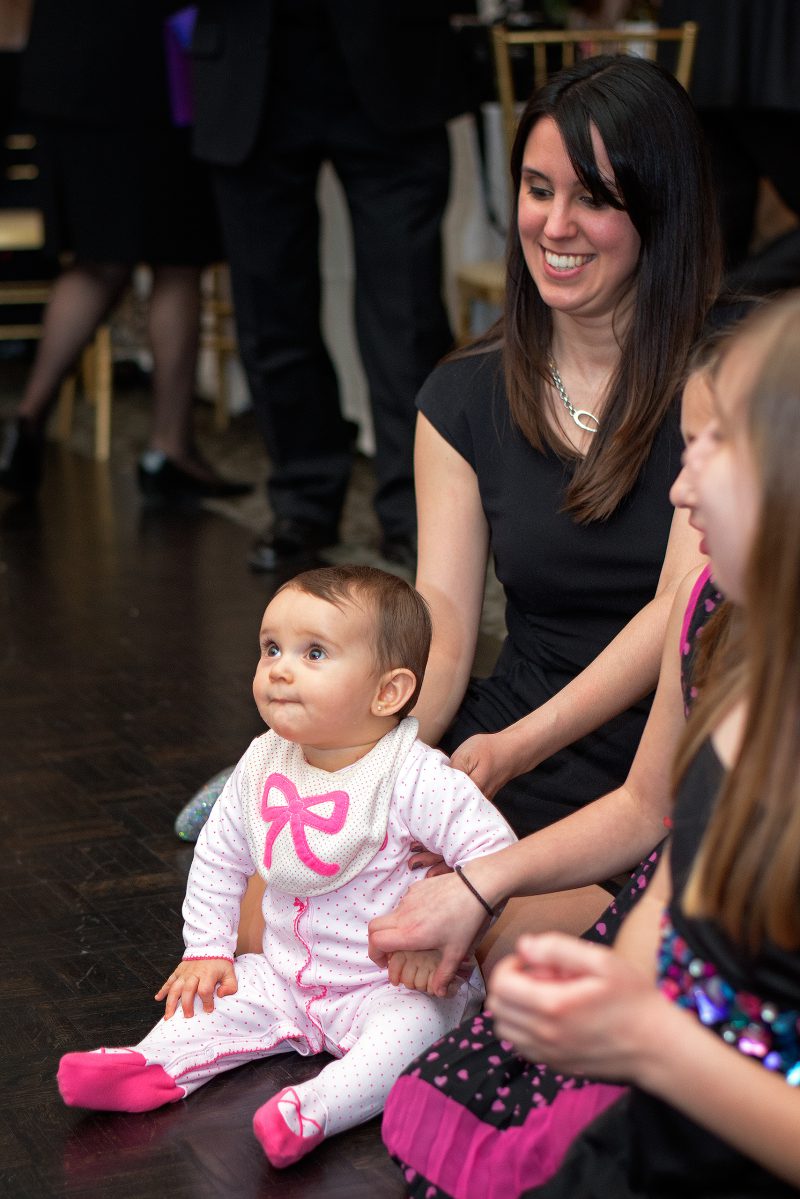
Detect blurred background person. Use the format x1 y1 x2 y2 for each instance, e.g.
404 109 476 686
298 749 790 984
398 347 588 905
0 0 251 503
190 1 474 571
660 0 800 294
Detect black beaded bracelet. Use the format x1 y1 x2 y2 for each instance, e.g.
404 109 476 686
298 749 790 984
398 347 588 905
454 864 496 918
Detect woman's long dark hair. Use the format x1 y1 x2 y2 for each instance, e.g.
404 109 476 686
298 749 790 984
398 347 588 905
484 55 722 522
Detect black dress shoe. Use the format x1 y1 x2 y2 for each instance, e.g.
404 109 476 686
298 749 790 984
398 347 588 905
380 533 417 571
0 417 45 496
137 451 253 503
248 517 338 572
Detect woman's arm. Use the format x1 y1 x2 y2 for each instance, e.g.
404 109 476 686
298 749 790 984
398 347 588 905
411 414 491 746
451 506 704 797
369 570 698 992
489 925 800 1189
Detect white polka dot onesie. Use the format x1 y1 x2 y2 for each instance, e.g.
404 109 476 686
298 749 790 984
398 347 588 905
132 718 517 1136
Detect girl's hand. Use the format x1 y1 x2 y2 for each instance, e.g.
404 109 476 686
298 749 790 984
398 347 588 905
155 958 238 1020
450 732 516 799
369 872 490 996
488 932 666 1081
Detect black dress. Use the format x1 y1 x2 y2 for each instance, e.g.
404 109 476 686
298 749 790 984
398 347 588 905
419 349 683 836
18 0 221 266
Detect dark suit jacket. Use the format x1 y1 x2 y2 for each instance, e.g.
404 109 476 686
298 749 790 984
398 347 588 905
660 0 800 110
192 0 472 166
19 0 178 127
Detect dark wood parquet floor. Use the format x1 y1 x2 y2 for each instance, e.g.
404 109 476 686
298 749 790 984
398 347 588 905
0 397 410 1197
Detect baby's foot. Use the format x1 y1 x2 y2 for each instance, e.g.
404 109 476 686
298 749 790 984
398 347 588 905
252 1086 325 1168
57 1048 184 1112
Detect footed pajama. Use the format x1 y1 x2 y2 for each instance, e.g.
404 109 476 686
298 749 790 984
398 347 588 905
58 719 515 1168
60 952 472 1140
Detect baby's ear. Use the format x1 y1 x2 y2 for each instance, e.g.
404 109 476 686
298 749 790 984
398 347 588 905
372 668 416 717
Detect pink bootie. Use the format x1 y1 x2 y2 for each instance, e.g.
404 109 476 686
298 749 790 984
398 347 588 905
57 1048 184 1112
252 1087 325 1168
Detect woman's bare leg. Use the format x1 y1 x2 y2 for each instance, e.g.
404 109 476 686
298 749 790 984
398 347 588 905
146 265 204 469
18 260 130 423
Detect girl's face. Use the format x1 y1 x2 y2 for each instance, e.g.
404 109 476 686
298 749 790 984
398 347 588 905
516 116 641 324
670 341 761 603
669 366 716 511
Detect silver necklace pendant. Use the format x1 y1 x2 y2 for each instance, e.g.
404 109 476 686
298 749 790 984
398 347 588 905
548 360 601 434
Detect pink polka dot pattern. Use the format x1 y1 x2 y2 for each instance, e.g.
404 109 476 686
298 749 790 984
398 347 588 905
240 718 419 895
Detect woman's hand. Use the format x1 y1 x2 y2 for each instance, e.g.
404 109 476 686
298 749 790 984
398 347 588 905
369 872 491 996
488 932 666 1081
155 958 238 1020
449 731 520 799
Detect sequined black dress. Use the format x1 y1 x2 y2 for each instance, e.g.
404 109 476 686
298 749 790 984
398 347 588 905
528 735 800 1199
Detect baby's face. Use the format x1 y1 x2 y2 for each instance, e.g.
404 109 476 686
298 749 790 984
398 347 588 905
253 587 383 754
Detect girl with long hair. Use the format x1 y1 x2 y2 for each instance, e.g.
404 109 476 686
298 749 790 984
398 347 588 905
482 291 800 1195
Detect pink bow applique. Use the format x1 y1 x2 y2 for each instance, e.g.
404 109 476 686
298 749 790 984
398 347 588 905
261 772 349 876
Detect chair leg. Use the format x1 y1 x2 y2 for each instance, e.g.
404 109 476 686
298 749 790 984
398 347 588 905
213 346 230 432
49 326 113 458
205 265 231 433
53 374 77 443
92 325 112 462
81 342 96 405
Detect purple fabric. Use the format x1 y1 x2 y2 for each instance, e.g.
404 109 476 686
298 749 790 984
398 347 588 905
164 7 197 127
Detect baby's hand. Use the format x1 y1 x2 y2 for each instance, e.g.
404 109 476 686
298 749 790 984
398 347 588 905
388 949 452 996
155 958 238 1020
408 841 449 877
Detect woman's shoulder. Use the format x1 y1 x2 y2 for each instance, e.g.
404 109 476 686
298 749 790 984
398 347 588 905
417 346 506 457
418 345 503 406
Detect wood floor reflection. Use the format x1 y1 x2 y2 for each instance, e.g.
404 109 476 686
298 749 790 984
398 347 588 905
0 437 406 1198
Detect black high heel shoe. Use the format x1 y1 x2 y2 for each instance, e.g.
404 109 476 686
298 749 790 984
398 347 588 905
137 451 254 503
0 417 45 496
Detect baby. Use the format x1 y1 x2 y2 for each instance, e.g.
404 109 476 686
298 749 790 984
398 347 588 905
57 565 516 1167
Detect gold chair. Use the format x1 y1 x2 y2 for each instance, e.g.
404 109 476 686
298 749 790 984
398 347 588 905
0 129 113 459
455 21 699 343
200 263 238 433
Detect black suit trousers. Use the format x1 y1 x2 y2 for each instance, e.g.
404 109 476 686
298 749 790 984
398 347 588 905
211 57 453 538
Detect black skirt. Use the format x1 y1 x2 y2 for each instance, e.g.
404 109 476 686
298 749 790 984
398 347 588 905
34 117 222 267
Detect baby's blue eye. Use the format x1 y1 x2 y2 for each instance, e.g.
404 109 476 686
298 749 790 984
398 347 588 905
265 643 280 657
308 646 326 661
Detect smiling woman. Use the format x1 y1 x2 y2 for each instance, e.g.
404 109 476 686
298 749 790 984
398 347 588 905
517 118 641 333
410 53 722 848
